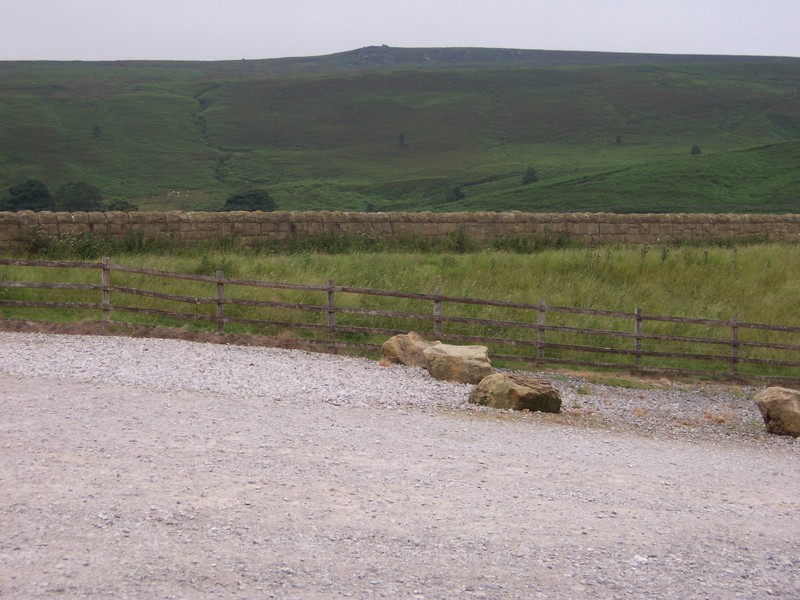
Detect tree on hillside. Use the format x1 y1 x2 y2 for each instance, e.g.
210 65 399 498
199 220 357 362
220 189 277 212
1 180 52 211
54 181 104 211
446 186 465 202
522 167 539 185
691 145 702 156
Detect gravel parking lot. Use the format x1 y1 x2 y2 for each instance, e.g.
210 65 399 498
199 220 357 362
1 332 798 598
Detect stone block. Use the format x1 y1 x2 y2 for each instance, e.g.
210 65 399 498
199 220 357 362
381 332 441 368
469 373 562 413
422 343 493 384
755 387 800 437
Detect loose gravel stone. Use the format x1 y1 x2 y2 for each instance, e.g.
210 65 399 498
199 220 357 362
1 332 798 599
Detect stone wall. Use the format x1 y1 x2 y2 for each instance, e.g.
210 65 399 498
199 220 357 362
1 210 799 249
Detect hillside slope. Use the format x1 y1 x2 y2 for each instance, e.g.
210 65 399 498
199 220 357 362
0 48 798 213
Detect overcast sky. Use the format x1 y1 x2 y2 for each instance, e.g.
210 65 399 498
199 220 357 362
1 0 799 62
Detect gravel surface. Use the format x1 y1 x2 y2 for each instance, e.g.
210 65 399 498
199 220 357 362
1 332 799 599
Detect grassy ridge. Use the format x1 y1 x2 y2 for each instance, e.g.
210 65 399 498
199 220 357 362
1 51 799 212
464 140 800 213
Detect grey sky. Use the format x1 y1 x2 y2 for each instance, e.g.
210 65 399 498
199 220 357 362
1 0 799 61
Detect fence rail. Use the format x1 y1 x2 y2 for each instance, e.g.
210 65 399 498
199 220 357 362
2 257 799 384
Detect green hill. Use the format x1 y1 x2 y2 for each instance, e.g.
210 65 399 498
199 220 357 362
0 48 799 213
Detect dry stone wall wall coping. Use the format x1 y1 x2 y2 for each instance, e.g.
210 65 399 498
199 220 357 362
0 210 798 249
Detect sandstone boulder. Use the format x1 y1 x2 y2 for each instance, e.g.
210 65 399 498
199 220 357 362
754 387 800 437
422 343 493 384
469 373 562 413
381 332 440 368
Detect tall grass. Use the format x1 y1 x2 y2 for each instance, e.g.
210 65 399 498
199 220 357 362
5 233 798 326
2 240 798 378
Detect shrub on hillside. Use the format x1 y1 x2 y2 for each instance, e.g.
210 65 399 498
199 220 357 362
1 179 130 212
522 167 539 185
1 179 52 211
220 189 277 212
446 187 465 202
55 181 104 212
106 199 139 212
